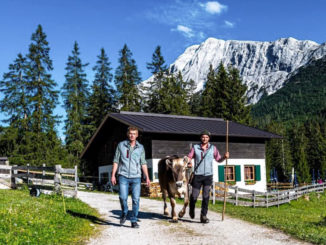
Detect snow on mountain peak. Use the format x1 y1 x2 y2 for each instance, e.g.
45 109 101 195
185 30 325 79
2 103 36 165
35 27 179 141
143 37 323 104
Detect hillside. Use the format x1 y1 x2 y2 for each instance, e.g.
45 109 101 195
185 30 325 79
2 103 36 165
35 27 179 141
251 56 326 123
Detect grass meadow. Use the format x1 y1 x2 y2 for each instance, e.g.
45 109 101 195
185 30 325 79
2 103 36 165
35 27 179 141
0 189 102 245
208 191 326 244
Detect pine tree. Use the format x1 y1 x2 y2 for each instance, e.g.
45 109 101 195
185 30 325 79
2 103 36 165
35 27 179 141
304 121 326 179
265 122 293 182
288 123 310 183
62 41 89 159
115 44 141 111
144 46 168 112
156 72 191 115
227 66 251 124
0 53 29 129
201 64 218 117
26 25 59 134
86 48 116 140
199 63 250 123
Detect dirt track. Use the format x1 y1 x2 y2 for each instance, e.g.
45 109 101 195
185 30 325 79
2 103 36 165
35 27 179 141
78 191 310 245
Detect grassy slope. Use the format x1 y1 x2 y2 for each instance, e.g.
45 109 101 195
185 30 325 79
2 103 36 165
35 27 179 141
0 189 101 245
208 192 326 244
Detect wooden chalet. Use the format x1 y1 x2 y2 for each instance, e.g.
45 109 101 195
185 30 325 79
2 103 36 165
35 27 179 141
80 111 281 192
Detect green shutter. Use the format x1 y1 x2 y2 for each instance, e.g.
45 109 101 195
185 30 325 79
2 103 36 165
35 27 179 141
218 165 224 182
235 165 241 181
255 165 261 181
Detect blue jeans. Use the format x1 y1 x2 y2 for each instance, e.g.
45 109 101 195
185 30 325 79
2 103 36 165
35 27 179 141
118 175 141 223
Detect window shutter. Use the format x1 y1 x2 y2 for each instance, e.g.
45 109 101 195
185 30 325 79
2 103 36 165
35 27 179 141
255 165 261 181
235 165 241 181
218 165 224 182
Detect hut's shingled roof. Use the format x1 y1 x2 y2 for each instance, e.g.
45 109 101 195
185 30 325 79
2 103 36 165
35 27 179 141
110 111 280 139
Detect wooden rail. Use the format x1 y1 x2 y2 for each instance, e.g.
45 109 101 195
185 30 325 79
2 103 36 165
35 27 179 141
0 164 79 197
212 182 326 207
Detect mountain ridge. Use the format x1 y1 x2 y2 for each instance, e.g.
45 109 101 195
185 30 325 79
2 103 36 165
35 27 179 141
143 37 326 104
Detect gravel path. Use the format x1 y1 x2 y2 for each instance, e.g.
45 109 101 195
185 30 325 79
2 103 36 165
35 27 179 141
78 191 310 245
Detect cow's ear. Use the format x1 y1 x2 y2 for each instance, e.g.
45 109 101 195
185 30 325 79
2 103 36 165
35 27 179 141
183 156 189 165
166 159 173 170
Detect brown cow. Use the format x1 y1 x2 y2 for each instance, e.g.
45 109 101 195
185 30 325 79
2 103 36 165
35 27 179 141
158 155 189 222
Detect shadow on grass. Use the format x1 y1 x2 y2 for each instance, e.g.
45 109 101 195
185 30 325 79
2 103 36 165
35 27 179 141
67 210 121 227
313 216 326 226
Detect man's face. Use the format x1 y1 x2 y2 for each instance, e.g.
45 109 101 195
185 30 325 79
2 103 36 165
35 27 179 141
200 135 210 144
128 130 138 142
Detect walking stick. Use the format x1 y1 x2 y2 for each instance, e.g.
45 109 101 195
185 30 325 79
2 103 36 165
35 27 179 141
222 120 229 221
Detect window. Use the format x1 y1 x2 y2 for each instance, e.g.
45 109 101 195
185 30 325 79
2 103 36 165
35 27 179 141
224 166 235 181
244 165 255 181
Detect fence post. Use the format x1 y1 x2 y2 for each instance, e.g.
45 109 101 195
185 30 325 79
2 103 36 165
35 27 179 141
27 163 30 186
212 182 216 204
42 163 45 186
54 165 61 194
11 165 17 189
288 190 291 203
235 186 238 206
74 165 78 197
266 192 268 208
277 190 279 208
253 190 256 208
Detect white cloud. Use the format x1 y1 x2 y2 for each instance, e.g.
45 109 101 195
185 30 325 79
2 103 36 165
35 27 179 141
145 1 229 41
224 20 235 28
172 25 195 38
200 1 227 15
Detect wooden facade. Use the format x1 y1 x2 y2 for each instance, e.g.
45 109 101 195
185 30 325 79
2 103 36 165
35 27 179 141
81 111 280 191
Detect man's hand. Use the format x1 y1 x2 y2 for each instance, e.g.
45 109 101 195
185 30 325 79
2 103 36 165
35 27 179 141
111 175 117 186
185 156 192 168
146 177 151 187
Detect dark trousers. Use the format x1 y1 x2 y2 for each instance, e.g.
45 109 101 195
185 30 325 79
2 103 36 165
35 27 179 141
190 175 212 216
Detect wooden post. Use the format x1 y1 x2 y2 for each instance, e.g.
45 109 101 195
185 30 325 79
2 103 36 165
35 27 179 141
11 165 17 189
54 165 61 194
253 190 256 208
235 186 238 206
27 164 30 186
222 120 229 221
212 182 216 204
266 192 268 208
277 190 280 208
42 163 45 187
74 165 78 197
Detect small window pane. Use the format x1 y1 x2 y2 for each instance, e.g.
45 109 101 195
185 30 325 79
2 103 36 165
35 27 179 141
245 166 255 181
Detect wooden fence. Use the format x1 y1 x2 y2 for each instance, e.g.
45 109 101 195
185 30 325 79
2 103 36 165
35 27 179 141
0 164 80 197
212 182 326 207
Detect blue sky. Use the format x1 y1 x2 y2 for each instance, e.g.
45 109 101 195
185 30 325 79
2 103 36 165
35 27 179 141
1 0 325 138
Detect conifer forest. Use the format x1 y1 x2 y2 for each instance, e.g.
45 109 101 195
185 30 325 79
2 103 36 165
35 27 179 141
1 25 326 183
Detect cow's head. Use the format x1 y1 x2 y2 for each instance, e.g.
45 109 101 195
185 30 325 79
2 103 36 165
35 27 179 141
166 156 188 189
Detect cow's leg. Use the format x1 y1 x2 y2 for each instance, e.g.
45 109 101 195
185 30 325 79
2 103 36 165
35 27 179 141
169 195 178 222
178 188 189 218
162 190 169 215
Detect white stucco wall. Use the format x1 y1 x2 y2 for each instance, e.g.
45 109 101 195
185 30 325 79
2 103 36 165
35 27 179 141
150 158 267 192
98 158 267 193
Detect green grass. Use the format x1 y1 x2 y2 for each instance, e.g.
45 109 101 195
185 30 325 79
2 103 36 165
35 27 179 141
0 189 102 245
208 192 326 244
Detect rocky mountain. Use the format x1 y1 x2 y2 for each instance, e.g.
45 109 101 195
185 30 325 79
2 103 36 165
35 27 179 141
143 37 326 104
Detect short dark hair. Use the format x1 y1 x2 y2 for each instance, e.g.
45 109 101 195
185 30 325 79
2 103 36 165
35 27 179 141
200 130 211 137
